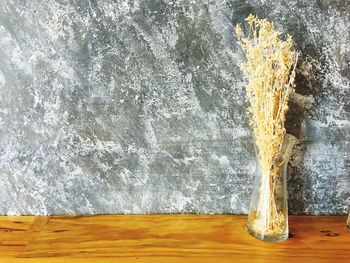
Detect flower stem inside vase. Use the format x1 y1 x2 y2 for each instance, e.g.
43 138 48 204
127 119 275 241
247 134 297 242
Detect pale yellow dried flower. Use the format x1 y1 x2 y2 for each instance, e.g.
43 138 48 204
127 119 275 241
236 15 299 238
236 15 298 174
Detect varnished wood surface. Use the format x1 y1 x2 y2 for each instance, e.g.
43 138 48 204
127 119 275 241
0 215 348 262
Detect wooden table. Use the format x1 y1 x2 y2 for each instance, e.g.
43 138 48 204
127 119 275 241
0 215 348 262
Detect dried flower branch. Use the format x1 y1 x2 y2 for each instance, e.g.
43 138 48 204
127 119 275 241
236 14 298 238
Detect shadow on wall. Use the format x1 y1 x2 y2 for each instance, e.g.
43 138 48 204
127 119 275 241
281 20 332 215
286 54 320 215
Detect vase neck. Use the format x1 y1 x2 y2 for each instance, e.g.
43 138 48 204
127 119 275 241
280 134 298 163
253 133 298 173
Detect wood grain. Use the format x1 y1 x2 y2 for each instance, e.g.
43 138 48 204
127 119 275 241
0 216 48 257
0 215 348 262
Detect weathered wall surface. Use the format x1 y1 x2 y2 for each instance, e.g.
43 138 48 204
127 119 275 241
0 0 348 215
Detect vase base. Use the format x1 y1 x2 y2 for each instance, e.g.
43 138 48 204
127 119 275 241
246 225 288 242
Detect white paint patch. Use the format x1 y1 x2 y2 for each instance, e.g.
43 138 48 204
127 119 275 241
170 191 192 211
0 70 5 86
144 118 160 151
214 154 230 167
230 193 248 214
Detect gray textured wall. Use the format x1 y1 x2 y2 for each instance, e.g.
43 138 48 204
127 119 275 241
0 0 349 215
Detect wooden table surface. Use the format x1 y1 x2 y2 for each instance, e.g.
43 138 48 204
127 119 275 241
0 215 348 262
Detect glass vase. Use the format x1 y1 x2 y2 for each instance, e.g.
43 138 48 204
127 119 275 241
247 134 297 242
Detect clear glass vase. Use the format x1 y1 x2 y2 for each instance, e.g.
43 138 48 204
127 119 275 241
247 134 297 242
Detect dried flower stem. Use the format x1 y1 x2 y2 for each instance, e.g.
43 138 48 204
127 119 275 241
236 15 298 237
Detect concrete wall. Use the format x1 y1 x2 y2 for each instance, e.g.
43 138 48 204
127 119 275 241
0 0 349 215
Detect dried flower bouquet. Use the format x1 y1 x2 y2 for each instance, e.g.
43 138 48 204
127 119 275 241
236 15 298 241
